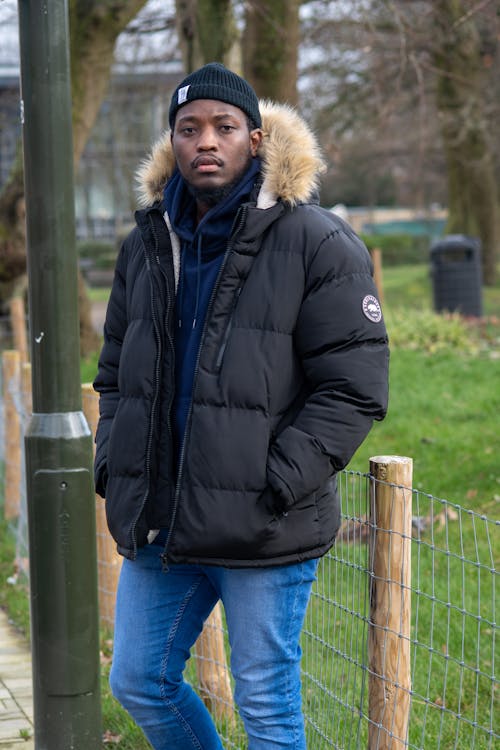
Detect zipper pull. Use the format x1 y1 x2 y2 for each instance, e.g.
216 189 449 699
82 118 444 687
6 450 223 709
160 552 170 573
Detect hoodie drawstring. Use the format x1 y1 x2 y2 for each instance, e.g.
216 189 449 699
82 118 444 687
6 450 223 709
178 252 185 329
192 234 202 330
178 233 203 330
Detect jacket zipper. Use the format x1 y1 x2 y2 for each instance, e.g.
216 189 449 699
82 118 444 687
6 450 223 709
215 285 242 370
161 205 248 569
129 213 169 557
157 258 175 447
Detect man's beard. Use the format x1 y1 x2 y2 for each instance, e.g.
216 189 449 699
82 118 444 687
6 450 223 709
187 153 253 208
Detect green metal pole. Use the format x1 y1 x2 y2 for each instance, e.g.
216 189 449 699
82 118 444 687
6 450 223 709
17 1 102 748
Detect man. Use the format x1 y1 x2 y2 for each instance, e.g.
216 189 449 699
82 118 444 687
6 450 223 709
93 63 389 750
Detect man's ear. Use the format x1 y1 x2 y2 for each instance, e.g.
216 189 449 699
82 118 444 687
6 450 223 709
250 129 263 156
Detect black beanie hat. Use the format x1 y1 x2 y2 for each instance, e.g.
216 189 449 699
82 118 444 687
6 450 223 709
169 62 262 130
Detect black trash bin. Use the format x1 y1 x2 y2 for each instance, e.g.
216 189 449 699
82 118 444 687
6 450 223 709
430 235 483 317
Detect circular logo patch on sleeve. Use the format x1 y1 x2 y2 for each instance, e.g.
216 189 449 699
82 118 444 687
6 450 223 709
362 295 382 323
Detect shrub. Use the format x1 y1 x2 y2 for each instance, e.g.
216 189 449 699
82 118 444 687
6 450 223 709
361 233 430 266
385 309 481 354
77 240 117 270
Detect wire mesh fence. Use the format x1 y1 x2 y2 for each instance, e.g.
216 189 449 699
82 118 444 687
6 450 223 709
1 348 498 749
302 472 498 750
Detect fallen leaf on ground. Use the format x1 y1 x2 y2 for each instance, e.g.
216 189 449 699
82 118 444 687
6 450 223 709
103 730 122 744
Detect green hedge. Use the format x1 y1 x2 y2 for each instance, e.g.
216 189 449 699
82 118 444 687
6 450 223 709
77 233 432 269
77 240 117 271
361 233 431 266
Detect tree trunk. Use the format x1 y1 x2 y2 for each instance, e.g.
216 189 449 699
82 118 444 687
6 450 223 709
69 0 148 164
0 0 148 355
242 0 300 104
174 0 238 73
0 154 26 303
432 0 499 284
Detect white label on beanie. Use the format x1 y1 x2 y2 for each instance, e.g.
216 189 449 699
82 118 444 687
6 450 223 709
178 85 190 105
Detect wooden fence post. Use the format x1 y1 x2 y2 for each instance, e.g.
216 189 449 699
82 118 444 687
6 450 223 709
81 383 122 628
194 603 235 725
9 296 29 365
21 362 32 417
2 350 22 520
368 456 412 749
372 248 384 305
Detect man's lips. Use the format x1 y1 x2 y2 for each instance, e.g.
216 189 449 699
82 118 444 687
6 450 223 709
191 156 223 172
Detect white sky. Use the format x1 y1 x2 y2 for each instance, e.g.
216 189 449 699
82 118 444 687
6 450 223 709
0 0 19 65
0 0 176 68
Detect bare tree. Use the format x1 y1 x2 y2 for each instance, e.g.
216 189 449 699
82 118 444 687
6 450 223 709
432 0 499 283
174 0 238 72
243 0 300 103
298 2 427 206
299 0 499 282
173 0 301 101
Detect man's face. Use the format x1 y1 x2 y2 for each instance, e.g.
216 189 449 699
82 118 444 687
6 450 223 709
171 99 262 207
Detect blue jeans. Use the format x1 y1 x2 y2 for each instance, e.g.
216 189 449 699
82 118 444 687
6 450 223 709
110 543 318 749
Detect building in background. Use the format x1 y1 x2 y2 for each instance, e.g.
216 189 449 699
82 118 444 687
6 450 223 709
0 61 20 188
0 0 181 243
74 61 181 241
0 59 181 241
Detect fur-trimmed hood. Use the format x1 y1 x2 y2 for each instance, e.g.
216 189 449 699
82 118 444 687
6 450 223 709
136 100 325 210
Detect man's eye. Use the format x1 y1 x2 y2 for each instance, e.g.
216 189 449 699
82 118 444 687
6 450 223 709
220 125 235 133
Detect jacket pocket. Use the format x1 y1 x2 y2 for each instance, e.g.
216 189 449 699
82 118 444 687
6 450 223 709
172 486 280 561
215 286 242 371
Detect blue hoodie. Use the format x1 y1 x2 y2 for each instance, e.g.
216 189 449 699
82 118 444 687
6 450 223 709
163 158 261 466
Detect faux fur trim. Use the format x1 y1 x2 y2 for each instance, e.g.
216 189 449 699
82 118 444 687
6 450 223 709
136 131 176 208
135 100 325 209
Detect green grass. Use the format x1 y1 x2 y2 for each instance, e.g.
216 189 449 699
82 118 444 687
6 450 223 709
86 286 112 304
352 261 500 511
382 262 433 309
100 634 151 749
348 348 500 509
0 517 31 638
81 351 99 384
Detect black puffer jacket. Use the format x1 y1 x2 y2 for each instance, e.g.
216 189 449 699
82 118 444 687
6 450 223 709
93 102 389 566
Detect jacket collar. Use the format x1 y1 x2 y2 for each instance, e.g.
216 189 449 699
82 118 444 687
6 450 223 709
135 100 325 211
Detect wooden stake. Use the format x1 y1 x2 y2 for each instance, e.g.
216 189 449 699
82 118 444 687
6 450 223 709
194 602 235 724
21 362 32 417
372 248 384 305
2 350 22 520
368 456 412 749
81 383 122 628
9 297 29 365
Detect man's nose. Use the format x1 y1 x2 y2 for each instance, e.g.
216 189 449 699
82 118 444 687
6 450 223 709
197 126 217 150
